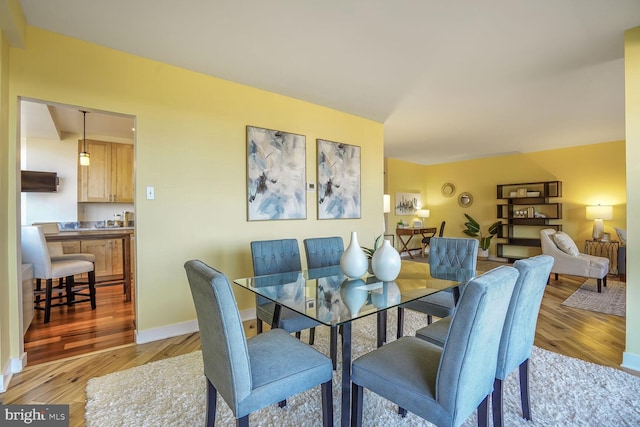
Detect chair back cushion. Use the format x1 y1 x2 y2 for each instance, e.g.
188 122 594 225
436 265 518 425
495 255 553 379
184 260 252 409
428 237 478 283
438 221 446 237
251 239 302 275
21 226 53 279
303 237 344 269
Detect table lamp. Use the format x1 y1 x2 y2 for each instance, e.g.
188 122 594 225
416 209 430 227
586 205 613 240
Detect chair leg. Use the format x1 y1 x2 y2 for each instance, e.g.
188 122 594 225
65 275 75 306
520 359 532 420
295 332 301 339
206 379 217 427
427 314 433 325
604 275 607 288
398 407 407 417
396 306 404 339
256 318 263 334
554 273 558 280
236 416 248 427
597 278 602 293
492 378 504 427
321 380 333 427
88 270 97 309
44 279 53 324
477 394 489 427
351 382 363 427
278 400 286 408
309 327 316 345
330 327 338 370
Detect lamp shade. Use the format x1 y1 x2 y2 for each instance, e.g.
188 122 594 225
416 209 430 219
586 205 613 220
383 194 391 213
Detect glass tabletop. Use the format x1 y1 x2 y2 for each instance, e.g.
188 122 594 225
233 264 475 327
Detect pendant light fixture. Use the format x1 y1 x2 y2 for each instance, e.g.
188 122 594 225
79 110 90 166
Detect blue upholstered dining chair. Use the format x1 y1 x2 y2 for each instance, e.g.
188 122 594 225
303 236 344 269
250 239 319 343
303 236 344 369
415 255 554 427
351 265 519 427
397 237 478 339
184 260 333 427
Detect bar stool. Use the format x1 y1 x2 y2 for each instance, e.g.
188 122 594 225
21 226 96 323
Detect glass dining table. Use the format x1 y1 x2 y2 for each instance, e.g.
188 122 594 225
233 264 474 427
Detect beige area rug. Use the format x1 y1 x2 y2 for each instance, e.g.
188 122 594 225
561 278 626 317
85 310 640 426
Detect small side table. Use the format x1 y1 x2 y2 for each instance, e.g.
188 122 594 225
584 240 619 275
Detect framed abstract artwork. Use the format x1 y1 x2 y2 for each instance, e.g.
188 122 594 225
317 139 361 219
247 126 306 220
395 192 421 215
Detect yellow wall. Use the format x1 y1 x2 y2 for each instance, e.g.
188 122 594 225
624 26 640 366
387 141 626 256
1 26 383 364
1 27 11 385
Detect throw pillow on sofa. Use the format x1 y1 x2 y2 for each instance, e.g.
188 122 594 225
552 231 580 256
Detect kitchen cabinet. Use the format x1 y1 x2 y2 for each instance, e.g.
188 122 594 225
78 140 133 203
495 181 563 262
63 238 123 278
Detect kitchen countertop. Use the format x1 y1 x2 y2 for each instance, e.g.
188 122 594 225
46 228 134 240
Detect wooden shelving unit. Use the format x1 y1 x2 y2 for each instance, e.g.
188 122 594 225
496 181 562 262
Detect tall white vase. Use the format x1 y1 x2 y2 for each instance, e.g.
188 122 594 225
372 239 401 281
340 231 368 278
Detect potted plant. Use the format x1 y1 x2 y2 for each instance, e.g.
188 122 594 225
463 214 501 259
361 235 382 274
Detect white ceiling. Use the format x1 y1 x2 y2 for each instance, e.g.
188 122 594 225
17 0 640 165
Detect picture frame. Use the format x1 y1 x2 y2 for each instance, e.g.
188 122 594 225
317 139 361 219
247 126 306 221
516 187 528 197
395 192 421 215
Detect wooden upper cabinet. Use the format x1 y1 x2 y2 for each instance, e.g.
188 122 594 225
78 140 133 203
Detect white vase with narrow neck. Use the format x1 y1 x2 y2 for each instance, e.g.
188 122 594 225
372 239 401 281
340 231 368 278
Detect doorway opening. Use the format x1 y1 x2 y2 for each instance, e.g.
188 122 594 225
19 98 137 365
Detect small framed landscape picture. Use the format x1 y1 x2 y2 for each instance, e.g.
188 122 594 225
516 187 528 197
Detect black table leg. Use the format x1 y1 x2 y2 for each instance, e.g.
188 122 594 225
340 322 352 427
376 311 386 348
271 304 282 329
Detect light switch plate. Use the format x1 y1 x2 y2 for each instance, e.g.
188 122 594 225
146 186 155 200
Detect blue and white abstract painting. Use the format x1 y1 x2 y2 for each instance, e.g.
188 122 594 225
247 126 306 221
317 139 361 219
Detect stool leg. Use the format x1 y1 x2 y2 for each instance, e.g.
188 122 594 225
89 270 97 309
44 279 53 324
66 275 75 305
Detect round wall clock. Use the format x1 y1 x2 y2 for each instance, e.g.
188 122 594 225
441 182 456 197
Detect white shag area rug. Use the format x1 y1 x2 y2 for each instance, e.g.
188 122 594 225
561 278 626 317
86 310 640 426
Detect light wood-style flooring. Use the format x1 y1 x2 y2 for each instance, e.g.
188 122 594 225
1 268 628 427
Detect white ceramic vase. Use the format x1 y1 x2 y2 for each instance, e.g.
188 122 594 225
372 239 401 281
340 231 368 278
340 278 368 317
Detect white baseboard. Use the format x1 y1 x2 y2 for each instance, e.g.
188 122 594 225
622 351 640 373
0 353 26 392
135 309 257 345
135 320 199 344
